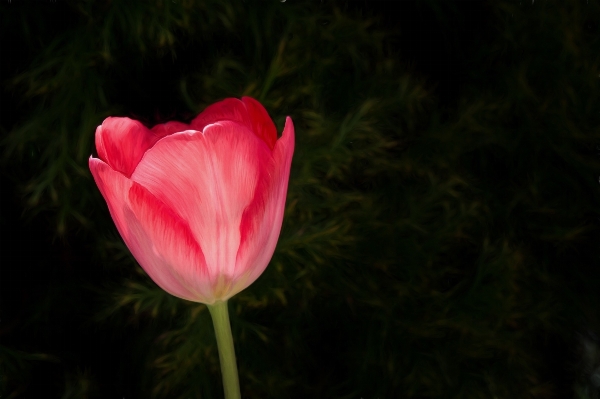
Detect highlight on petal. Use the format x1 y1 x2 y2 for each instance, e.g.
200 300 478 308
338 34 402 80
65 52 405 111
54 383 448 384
95 117 165 178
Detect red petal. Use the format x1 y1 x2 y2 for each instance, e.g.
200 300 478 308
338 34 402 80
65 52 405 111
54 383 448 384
242 97 277 150
89 157 133 242
190 98 249 133
95 117 164 178
233 116 294 296
190 97 277 150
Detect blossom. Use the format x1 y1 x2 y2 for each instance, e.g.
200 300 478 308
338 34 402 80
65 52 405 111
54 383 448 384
89 97 294 304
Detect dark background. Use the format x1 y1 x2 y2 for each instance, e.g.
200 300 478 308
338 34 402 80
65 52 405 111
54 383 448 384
1 1 599 398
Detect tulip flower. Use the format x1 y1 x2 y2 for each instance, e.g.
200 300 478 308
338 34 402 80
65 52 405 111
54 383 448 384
89 97 294 399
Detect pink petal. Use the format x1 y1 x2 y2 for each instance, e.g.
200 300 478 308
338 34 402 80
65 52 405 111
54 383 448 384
125 183 213 303
151 121 190 137
232 116 295 297
90 156 212 302
96 117 166 178
130 121 274 290
190 97 277 150
89 157 134 243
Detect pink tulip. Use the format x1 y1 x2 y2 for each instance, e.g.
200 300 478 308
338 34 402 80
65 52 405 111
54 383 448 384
89 97 294 304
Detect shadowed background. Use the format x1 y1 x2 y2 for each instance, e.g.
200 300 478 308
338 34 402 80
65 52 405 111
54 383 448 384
1 1 600 398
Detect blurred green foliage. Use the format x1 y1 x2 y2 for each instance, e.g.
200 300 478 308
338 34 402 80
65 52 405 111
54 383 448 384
1 0 600 399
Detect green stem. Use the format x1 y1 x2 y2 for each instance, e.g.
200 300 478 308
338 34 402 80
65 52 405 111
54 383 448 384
207 300 241 399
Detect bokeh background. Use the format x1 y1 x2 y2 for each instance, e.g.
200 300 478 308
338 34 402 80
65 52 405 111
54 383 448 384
1 1 600 398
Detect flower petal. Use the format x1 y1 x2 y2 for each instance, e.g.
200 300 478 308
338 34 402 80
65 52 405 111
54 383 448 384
90 157 211 302
89 157 133 241
125 183 213 303
151 121 190 137
190 98 250 133
190 97 277 150
232 116 295 297
242 96 278 150
130 121 274 288
96 117 166 178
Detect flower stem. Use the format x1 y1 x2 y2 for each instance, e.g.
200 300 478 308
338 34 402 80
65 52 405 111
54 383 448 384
207 300 241 399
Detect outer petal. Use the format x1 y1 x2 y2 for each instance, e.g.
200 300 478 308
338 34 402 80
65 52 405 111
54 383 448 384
90 157 211 303
241 97 278 150
190 97 277 150
89 157 134 243
96 117 168 178
125 183 213 303
230 116 295 299
130 121 274 298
